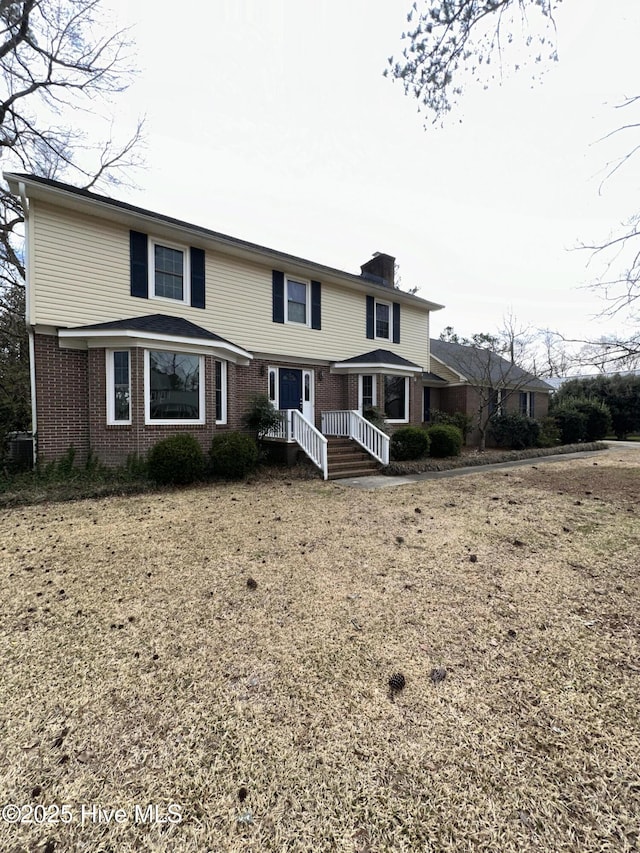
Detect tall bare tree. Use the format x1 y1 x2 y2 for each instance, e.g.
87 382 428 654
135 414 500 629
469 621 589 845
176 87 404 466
387 0 640 361
0 0 143 445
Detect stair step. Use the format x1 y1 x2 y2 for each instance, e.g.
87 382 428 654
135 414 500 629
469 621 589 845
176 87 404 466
328 466 380 480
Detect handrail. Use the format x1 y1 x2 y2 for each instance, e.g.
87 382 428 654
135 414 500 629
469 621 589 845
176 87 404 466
290 409 328 480
321 410 389 466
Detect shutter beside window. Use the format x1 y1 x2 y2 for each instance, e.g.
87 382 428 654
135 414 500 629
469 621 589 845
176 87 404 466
190 247 205 309
366 295 374 340
272 270 285 323
392 302 401 344
130 231 148 298
311 281 321 330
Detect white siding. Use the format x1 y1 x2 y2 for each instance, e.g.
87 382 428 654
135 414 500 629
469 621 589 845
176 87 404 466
31 200 431 367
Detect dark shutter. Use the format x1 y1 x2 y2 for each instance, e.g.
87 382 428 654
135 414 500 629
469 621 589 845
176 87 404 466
530 393 535 418
190 247 205 309
392 302 400 344
311 280 321 330
366 295 374 339
130 231 148 298
272 270 285 323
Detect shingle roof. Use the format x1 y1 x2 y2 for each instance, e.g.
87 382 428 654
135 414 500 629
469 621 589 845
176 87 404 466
335 349 422 368
67 314 236 344
429 339 552 391
422 371 448 384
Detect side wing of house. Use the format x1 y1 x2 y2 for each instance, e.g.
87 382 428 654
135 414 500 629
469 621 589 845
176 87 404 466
8 174 444 465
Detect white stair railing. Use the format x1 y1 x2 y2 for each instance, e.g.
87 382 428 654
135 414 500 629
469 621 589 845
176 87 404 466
321 410 389 466
290 409 328 480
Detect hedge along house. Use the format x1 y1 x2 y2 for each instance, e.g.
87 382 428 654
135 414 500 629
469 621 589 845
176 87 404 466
7 173 445 479
425 338 553 447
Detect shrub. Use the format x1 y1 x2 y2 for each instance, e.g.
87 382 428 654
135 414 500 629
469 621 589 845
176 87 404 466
363 406 388 433
488 412 540 450
210 431 258 479
242 395 282 442
427 424 463 458
536 416 562 448
570 398 612 442
429 409 474 443
390 426 430 461
552 404 588 444
147 434 205 485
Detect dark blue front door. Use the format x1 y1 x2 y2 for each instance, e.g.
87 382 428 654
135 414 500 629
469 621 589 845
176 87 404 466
279 369 303 410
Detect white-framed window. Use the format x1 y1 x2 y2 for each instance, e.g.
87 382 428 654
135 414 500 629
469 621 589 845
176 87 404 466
268 367 278 407
106 350 131 424
384 375 409 422
375 300 391 340
215 361 227 424
490 388 507 416
149 239 190 303
519 391 535 418
358 374 377 413
145 350 204 424
285 276 310 325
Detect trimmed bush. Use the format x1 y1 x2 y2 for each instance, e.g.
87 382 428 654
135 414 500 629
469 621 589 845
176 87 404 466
147 434 205 485
210 431 258 479
489 412 540 450
552 404 588 444
427 423 463 458
390 426 430 461
429 409 474 443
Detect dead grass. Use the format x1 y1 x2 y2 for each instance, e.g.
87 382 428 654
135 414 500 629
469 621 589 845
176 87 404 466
0 449 639 852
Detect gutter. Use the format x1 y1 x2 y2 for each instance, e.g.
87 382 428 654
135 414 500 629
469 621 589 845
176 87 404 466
19 180 37 467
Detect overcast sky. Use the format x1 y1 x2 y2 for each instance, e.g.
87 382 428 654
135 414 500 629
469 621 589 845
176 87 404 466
100 0 640 344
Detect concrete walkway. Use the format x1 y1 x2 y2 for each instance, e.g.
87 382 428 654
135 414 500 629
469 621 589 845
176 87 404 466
336 441 639 490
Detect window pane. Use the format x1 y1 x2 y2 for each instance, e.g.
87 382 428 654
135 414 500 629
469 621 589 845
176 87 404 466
376 303 390 338
384 375 406 420
304 373 310 402
149 351 199 420
287 279 307 323
362 375 373 409
215 361 222 422
113 351 130 421
154 245 184 300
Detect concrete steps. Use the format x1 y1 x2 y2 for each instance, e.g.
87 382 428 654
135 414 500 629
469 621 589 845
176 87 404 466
326 437 380 480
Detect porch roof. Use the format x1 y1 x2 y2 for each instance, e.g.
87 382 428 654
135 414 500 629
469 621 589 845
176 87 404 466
331 348 423 375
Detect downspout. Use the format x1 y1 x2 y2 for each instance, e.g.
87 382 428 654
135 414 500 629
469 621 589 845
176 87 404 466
18 181 37 468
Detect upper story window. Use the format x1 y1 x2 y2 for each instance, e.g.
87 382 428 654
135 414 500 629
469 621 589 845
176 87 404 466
149 240 190 304
375 300 391 340
286 277 309 325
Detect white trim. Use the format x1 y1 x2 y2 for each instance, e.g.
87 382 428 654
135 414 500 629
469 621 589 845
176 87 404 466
144 349 205 425
374 298 392 341
383 375 410 423
358 374 377 412
106 349 132 425
268 366 278 408
149 238 190 305
58 327 252 364
284 275 311 327
429 353 468 383
331 362 422 375
215 360 227 425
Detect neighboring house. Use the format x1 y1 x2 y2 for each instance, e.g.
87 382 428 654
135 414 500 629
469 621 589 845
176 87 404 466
6 173 445 478
425 338 553 445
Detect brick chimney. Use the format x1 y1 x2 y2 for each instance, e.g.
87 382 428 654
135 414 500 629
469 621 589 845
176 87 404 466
360 252 395 288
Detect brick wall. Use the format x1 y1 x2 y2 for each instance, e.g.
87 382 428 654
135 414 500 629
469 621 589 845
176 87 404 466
34 334 90 463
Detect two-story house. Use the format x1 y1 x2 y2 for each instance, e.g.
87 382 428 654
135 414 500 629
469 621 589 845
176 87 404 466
7 173 445 478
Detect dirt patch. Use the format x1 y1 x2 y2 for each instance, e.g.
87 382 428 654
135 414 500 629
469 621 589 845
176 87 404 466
1 450 639 852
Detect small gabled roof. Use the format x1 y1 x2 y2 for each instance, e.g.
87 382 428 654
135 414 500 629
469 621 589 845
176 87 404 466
429 339 552 392
57 314 252 363
422 371 448 385
331 348 423 375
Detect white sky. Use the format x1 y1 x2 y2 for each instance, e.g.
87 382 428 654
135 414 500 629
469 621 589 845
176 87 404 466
98 0 640 344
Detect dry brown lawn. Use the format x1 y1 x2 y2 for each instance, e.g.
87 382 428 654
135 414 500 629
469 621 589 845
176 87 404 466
1 448 639 853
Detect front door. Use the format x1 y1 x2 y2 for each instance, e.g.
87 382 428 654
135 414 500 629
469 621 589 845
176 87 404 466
279 369 303 411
